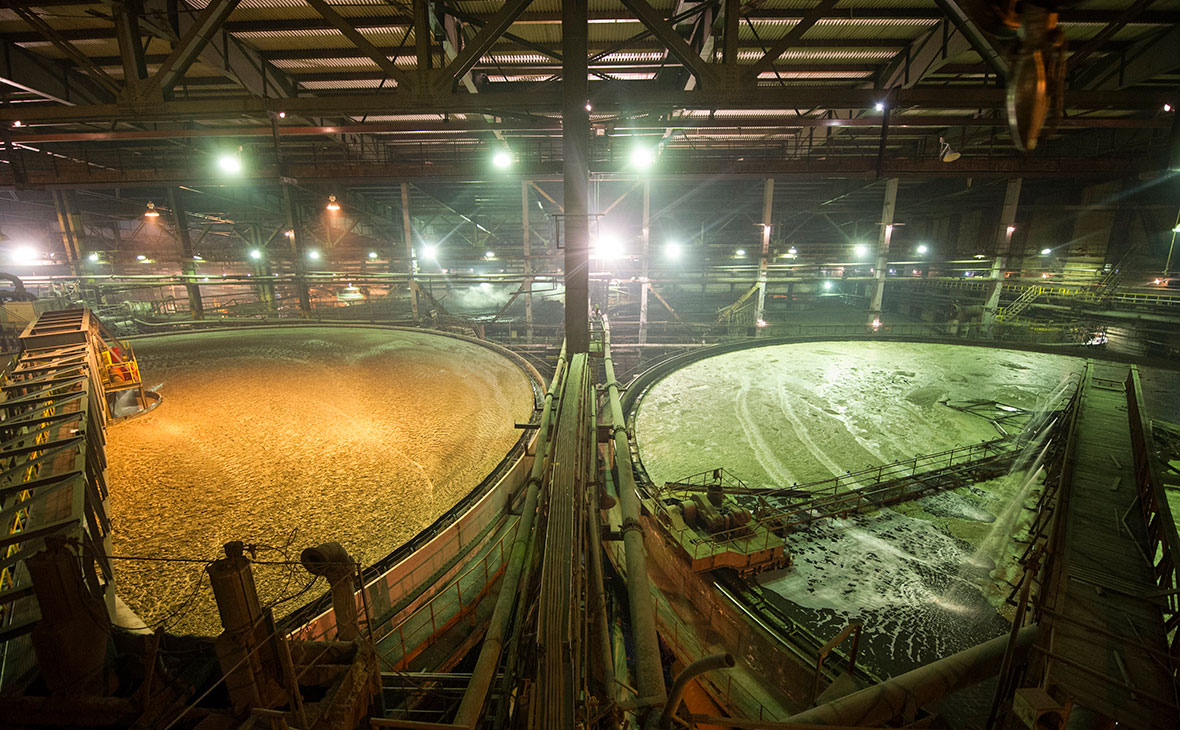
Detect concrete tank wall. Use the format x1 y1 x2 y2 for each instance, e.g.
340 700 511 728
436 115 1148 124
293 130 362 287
105 326 536 635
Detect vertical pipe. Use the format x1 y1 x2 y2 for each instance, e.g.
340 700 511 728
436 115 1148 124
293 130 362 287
400 182 420 323
867 177 898 327
563 0 590 354
523 180 534 339
754 178 774 329
453 345 569 727
983 178 1022 331
167 188 204 319
601 317 667 721
639 181 651 345
281 184 312 318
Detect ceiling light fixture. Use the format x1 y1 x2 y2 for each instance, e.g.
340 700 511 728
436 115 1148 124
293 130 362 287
326 195 341 212
144 201 160 218
939 137 961 163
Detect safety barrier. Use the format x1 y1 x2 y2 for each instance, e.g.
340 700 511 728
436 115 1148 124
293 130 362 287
1125 365 1180 677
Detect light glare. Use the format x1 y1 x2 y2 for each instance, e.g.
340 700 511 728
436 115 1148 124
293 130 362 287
249 249 262 260
592 233 623 260
368 251 378 259
630 146 654 170
665 241 682 260
917 244 929 255
87 252 99 262
218 154 242 174
422 244 438 260
1040 247 1052 255
493 150 513 169
308 250 321 260
854 244 869 258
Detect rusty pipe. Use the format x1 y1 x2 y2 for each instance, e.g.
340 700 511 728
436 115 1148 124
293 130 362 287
659 653 735 730
452 343 568 728
300 542 358 641
784 625 1041 727
601 316 668 722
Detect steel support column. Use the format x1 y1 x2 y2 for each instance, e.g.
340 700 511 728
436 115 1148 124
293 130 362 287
753 178 774 329
400 182 420 322
522 180 534 339
867 177 899 327
166 188 204 319
639 181 651 345
281 184 312 318
51 190 84 276
562 0 590 354
983 178 1022 331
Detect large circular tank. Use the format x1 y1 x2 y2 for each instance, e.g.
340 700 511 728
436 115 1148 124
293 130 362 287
633 341 1085 684
105 326 536 635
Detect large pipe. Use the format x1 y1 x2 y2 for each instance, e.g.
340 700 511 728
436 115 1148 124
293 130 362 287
601 316 668 721
659 653 735 730
452 343 568 727
300 541 359 641
784 625 1041 727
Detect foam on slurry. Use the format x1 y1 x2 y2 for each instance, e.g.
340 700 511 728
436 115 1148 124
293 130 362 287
635 341 1085 685
106 327 535 635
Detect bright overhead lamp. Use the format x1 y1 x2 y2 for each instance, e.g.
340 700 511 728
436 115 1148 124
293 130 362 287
630 146 654 170
592 233 623 260
493 150 513 169
916 244 929 255
11 247 38 265
787 246 797 255
1040 248 1052 255
144 201 160 218
136 254 147 261
854 243 869 259
823 280 833 291
308 250 321 260
87 252 99 262
585 102 592 112
217 152 242 175
665 241 682 260
735 248 746 257
249 249 262 260
326 195 341 212
368 251 378 259
1166 103 1174 113
874 101 885 112
939 137 961 163
421 244 438 260
484 250 496 259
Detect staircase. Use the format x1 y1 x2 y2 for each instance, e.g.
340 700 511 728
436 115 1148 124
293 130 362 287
996 285 1044 322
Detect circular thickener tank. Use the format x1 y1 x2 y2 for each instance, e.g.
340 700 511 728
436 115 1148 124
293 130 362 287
633 341 1086 684
106 326 536 635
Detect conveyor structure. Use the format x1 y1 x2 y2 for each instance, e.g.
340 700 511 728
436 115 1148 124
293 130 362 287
0 308 153 690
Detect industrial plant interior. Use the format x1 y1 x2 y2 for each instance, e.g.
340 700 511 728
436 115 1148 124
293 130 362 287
1 0 1180 729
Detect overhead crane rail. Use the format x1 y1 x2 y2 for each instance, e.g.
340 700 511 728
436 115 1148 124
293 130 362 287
0 308 152 690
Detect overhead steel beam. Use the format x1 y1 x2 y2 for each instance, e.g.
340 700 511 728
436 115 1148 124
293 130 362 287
152 0 242 94
1 2 121 95
303 0 413 90
619 0 719 89
126 0 297 98
931 0 1008 80
1075 23 1180 90
441 0 536 88
878 19 973 89
745 0 841 80
563 0 590 354
112 0 148 83
0 38 113 105
0 155 1159 191
2 86 1167 124
1066 0 1159 72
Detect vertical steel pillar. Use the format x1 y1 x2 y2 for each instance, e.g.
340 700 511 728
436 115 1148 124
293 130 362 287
639 181 651 345
281 184 312 318
522 180 534 339
868 178 899 328
112 1 148 83
413 0 431 83
754 178 774 329
400 182 420 322
52 190 84 276
167 188 204 319
983 178 1022 332
562 0 590 353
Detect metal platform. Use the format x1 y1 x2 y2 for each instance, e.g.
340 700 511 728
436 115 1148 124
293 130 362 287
1036 362 1180 729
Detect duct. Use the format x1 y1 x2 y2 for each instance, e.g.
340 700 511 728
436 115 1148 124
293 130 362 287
658 653 735 730
601 316 668 723
783 625 1040 727
299 542 359 641
452 343 568 728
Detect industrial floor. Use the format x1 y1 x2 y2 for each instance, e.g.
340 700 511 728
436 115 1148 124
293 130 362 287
105 327 535 635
